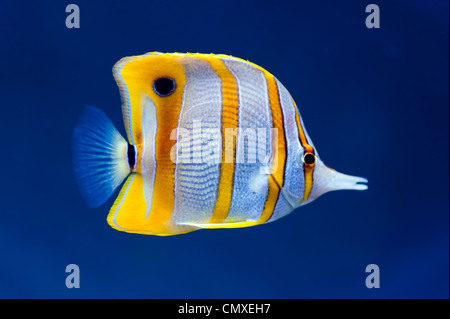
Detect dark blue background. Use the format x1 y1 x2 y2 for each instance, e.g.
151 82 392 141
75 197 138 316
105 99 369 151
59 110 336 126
0 0 448 298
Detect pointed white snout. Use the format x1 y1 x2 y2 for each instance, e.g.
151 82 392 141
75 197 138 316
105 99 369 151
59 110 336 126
305 161 368 204
326 170 368 191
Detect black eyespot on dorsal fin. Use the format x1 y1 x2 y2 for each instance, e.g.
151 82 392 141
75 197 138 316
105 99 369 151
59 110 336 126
127 143 136 170
153 77 176 97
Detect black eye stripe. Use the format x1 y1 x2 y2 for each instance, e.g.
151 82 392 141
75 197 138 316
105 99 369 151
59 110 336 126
153 77 176 97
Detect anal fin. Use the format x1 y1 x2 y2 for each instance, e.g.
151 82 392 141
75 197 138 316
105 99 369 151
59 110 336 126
107 173 196 235
179 220 260 229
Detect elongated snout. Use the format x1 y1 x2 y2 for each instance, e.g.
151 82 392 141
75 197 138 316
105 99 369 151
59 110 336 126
303 160 368 204
322 169 368 191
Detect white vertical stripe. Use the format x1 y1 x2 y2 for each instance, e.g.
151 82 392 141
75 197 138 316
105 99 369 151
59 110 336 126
141 96 158 219
172 56 223 225
221 58 272 223
269 79 304 222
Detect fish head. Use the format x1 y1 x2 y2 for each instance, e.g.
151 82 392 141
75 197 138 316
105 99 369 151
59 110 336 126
297 149 368 206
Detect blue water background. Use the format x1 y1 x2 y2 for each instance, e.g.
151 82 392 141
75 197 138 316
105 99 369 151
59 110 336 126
0 0 448 298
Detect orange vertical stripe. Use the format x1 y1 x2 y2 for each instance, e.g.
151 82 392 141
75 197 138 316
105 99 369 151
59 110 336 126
257 72 287 224
292 99 315 203
146 56 187 233
202 57 239 224
113 53 187 234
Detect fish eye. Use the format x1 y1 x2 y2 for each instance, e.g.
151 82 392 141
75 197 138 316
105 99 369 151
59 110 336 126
153 77 176 97
302 152 316 166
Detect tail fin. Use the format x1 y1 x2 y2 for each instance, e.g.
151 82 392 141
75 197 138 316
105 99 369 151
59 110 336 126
72 106 131 208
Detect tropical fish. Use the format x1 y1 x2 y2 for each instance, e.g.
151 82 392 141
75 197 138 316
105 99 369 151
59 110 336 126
72 52 367 236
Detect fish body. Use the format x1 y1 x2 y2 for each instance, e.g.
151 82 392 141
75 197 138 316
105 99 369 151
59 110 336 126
73 52 367 236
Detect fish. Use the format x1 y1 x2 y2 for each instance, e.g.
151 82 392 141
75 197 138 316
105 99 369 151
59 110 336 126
72 52 368 236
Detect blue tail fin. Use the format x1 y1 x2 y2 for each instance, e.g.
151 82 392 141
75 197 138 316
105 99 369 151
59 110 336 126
72 106 131 208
